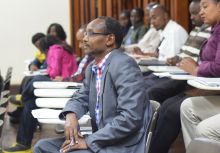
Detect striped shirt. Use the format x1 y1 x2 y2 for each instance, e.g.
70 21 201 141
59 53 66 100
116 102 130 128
92 52 111 126
178 24 211 61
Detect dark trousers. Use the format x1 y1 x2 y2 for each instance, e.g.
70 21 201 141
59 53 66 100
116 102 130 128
149 93 188 153
145 74 187 103
17 75 51 146
19 76 34 94
144 74 188 153
16 101 38 146
21 75 50 104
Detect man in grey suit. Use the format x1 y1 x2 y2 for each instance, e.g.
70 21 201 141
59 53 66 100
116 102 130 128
34 16 152 153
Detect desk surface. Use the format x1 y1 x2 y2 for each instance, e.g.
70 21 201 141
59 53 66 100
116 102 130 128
187 80 220 90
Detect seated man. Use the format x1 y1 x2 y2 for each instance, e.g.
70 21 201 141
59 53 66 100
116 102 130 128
122 8 147 45
145 0 210 103
149 0 220 152
34 16 152 153
133 4 189 61
125 2 160 54
118 10 131 37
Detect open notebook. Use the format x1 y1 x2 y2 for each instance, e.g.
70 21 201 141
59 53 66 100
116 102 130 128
194 77 220 87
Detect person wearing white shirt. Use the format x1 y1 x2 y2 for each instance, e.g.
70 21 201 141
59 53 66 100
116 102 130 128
124 3 160 53
158 20 188 60
150 4 188 61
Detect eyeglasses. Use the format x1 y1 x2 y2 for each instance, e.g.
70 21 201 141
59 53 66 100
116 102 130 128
84 31 111 37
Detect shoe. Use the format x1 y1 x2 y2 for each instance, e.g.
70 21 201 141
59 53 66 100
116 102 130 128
9 95 22 106
55 124 64 134
8 107 23 118
3 143 31 153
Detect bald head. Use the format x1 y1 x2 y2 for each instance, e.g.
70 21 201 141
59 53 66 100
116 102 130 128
150 5 170 30
152 5 169 17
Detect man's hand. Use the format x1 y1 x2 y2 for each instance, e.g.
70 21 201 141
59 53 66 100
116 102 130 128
64 113 79 145
166 56 182 66
133 47 144 55
145 51 158 57
177 57 198 76
30 65 38 71
60 136 88 153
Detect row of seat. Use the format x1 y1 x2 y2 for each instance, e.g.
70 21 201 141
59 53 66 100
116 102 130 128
0 67 13 151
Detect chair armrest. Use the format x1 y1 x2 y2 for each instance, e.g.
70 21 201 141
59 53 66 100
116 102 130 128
35 98 70 108
33 81 82 89
32 109 91 126
34 89 77 98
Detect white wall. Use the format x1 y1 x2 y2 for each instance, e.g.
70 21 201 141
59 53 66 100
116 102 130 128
0 0 70 84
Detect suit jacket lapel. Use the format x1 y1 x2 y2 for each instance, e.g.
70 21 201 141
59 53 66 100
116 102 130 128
98 51 116 127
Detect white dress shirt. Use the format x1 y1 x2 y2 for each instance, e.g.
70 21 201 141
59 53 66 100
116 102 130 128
158 20 188 61
125 27 160 53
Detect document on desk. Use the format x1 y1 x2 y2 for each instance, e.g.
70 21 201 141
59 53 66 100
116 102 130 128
148 66 186 73
24 69 48 76
170 74 196 80
153 72 195 80
194 77 220 87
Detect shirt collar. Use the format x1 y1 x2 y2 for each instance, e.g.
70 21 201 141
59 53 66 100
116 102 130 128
160 20 172 38
92 52 111 72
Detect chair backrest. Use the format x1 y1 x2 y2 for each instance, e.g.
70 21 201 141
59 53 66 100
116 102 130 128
145 100 160 153
0 72 3 98
0 97 9 108
3 67 13 91
0 119 4 138
186 137 220 153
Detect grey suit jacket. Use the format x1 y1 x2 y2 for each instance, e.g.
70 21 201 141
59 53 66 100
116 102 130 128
60 49 152 153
